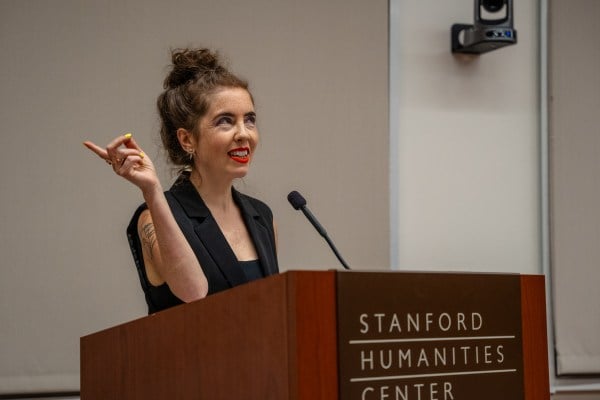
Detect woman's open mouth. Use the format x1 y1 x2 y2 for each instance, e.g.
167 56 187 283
228 147 250 164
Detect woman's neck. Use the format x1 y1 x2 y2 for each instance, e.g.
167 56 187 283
189 170 235 213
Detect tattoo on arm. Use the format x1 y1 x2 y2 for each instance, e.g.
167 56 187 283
141 223 157 260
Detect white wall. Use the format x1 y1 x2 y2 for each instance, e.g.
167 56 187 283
390 0 541 274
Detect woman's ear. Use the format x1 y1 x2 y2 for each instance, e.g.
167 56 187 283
176 128 195 154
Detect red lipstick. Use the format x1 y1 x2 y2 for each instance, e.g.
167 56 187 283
228 147 250 164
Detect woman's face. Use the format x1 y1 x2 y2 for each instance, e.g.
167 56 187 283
193 87 258 182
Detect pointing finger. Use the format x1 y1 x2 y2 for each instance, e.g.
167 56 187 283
83 141 108 160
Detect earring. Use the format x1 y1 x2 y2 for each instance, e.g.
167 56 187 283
186 148 195 162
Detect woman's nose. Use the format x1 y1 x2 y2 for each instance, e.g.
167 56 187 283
235 123 250 141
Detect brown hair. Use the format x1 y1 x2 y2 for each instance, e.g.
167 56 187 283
156 48 251 167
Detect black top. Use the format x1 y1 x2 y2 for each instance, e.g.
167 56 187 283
126 173 279 314
240 259 264 282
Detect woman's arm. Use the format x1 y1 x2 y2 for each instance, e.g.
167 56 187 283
84 134 208 302
137 186 208 301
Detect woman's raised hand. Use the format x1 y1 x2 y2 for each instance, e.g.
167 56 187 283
83 133 160 194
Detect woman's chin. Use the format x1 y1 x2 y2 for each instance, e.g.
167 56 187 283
230 166 250 179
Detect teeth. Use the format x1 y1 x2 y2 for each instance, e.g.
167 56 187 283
229 150 248 157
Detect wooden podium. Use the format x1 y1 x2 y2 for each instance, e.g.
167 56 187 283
80 271 550 400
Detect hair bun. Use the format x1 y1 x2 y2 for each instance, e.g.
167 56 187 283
164 48 222 89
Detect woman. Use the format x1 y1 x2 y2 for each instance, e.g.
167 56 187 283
84 48 279 313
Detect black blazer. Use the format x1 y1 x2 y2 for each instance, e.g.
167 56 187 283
127 174 279 314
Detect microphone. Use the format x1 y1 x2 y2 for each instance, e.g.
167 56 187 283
287 190 351 270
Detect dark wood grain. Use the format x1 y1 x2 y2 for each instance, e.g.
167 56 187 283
521 275 551 400
81 271 340 399
288 271 338 400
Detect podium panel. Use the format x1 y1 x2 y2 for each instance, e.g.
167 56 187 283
337 272 524 400
80 271 549 400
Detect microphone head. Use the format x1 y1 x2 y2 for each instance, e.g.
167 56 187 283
287 190 307 210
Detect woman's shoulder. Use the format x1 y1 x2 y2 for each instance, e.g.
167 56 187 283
127 202 149 233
